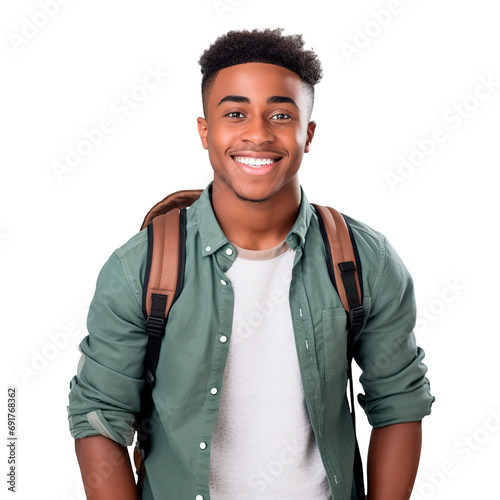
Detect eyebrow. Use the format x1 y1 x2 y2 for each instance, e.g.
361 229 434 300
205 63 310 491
217 95 298 108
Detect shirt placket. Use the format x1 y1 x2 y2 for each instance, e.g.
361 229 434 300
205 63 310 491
194 243 236 500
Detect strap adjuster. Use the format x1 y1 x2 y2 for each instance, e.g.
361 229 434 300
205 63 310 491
348 305 365 331
339 261 356 273
144 369 155 386
146 315 166 338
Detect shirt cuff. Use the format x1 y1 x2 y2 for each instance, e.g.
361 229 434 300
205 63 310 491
68 406 135 446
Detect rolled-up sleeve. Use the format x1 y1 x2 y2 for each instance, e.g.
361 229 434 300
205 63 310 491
356 235 435 428
67 233 148 446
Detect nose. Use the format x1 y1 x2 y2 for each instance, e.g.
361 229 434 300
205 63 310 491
240 115 275 145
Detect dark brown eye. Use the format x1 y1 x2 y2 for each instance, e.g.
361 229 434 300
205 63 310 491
271 113 291 120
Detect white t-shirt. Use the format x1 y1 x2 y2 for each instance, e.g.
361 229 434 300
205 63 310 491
208 239 331 500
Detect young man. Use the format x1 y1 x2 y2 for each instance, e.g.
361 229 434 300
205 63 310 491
68 28 434 500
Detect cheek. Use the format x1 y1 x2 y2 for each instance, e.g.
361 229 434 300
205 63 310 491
207 126 234 156
207 129 232 169
286 128 308 156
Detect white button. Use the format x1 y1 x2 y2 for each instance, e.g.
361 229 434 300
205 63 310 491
196 496 203 500
220 279 227 286
219 335 228 343
210 387 218 395
199 442 207 449
205 246 211 251
225 248 233 255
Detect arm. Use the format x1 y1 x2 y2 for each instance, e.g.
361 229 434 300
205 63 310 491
75 436 139 500
350 233 433 497
367 421 422 500
347 231 434 498
68 247 149 496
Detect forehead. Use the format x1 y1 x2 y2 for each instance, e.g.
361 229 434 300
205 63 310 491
208 62 307 109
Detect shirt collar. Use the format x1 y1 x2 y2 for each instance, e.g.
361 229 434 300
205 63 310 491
194 181 313 256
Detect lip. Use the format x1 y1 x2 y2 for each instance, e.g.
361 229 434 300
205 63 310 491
230 154 283 176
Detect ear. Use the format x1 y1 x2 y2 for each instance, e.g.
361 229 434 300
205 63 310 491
197 117 209 150
304 120 317 153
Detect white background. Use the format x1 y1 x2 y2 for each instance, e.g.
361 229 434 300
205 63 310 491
1 1 499 498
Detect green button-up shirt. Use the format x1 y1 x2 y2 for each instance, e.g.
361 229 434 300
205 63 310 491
68 182 434 500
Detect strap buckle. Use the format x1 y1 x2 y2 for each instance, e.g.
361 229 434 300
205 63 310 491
348 305 365 331
146 315 166 338
144 368 155 386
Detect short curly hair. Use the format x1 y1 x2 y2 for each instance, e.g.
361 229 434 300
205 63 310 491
198 28 323 118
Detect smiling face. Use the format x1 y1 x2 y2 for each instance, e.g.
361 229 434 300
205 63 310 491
197 62 316 204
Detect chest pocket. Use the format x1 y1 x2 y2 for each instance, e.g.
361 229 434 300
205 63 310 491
321 307 348 381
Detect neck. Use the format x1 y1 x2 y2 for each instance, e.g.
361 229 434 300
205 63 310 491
210 178 301 251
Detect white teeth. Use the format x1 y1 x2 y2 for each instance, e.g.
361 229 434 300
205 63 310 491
233 156 277 167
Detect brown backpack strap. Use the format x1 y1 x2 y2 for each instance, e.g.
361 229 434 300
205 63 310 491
141 189 203 230
312 203 366 500
311 204 362 311
136 189 202 483
135 206 187 491
144 210 180 317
